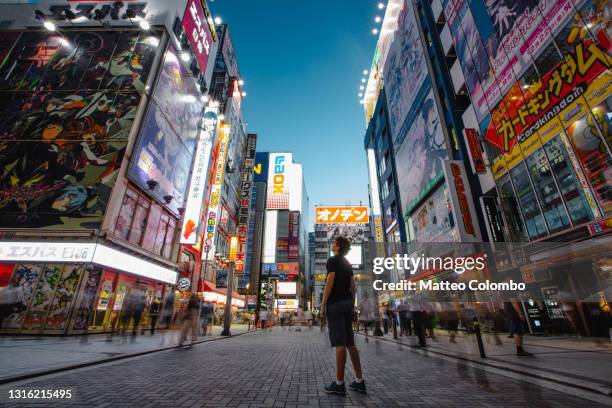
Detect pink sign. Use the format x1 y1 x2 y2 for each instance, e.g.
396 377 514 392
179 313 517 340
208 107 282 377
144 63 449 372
182 0 213 73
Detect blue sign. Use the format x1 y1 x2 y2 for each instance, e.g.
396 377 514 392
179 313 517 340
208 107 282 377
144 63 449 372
253 152 269 183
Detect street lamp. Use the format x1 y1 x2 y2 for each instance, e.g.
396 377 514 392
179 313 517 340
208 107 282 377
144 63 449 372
221 236 238 336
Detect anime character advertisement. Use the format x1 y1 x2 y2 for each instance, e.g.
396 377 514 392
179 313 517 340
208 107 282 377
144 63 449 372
0 30 160 229
129 41 203 215
394 90 449 215
383 0 429 143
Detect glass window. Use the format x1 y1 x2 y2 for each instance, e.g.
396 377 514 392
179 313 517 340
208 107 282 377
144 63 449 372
163 219 176 259
509 162 548 239
142 205 161 252
154 213 170 256
542 136 595 225
497 174 529 241
129 198 150 245
524 148 571 234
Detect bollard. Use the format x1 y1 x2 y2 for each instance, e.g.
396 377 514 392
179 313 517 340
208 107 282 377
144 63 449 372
473 319 486 358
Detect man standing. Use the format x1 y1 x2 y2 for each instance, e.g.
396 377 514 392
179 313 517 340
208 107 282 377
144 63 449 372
320 236 366 395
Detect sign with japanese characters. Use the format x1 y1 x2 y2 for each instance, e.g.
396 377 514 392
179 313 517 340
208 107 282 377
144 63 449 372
0 242 96 263
464 128 486 174
266 153 291 209
442 160 482 242
288 211 300 259
180 106 218 245
202 125 230 261
235 134 257 272
485 38 610 153
182 0 213 74
315 206 369 224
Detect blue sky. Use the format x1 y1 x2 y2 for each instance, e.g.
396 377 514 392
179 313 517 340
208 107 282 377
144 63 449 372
209 0 380 229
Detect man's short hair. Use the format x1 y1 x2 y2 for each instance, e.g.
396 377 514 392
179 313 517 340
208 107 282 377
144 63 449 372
335 236 351 256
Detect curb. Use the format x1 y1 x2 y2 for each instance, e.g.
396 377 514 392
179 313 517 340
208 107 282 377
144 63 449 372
354 332 612 398
0 330 255 385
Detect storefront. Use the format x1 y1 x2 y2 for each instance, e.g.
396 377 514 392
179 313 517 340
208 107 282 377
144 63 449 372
0 241 177 334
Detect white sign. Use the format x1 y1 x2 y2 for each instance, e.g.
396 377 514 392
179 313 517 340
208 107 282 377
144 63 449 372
0 241 177 284
180 106 219 244
0 242 96 263
177 277 191 291
275 298 298 310
276 281 297 295
266 152 291 209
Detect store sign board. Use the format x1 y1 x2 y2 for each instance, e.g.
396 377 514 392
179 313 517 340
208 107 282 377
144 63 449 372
479 196 505 243
373 215 383 242
443 160 482 242
253 152 269 183
177 277 191 291
182 0 213 74
0 242 177 284
288 211 300 259
180 106 218 244
235 134 257 272
266 153 291 209
464 128 486 174
275 298 298 310
315 206 369 224
202 125 230 260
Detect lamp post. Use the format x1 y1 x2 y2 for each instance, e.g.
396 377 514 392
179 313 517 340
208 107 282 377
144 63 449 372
221 236 238 336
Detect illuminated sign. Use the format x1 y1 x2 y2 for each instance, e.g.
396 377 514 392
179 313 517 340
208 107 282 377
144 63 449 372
443 160 482 242
180 106 218 244
276 281 297 295
288 211 300 259
464 128 486 174
182 0 213 74
0 242 177 284
274 298 298 310
315 206 369 224
266 153 290 209
202 125 230 260
235 134 257 272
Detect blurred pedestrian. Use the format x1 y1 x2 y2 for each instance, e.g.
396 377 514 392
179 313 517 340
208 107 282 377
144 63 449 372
504 299 532 356
382 304 389 334
260 309 268 331
412 308 427 347
200 301 214 336
130 289 146 340
321 236 366 395
179 294 200 348
149 297 161 335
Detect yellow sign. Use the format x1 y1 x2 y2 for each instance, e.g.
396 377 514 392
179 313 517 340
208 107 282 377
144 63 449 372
316 206 369 224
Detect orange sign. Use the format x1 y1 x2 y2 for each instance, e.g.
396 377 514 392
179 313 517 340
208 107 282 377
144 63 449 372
315 206 369 224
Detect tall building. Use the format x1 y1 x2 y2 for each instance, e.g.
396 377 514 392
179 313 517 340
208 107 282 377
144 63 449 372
363 0 611 337
0 0 220 334
253 152 309 312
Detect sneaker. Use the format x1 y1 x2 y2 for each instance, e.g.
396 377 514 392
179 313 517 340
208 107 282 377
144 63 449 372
349 380 367 394
517 350 533 357
324 381 346 395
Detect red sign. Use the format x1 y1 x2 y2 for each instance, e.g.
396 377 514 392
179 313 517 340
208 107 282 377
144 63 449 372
182 0 213 73
465 128 486 173
485 40 610 153
451 162 476 237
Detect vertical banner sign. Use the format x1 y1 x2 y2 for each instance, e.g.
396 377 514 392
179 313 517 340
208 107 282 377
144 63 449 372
180 106 219 244
288 211 300 259
464 128 486 174
266 153 291 209
235 134 257 273
182 0 213 73
202 125 230 261
479 196 505 243
442 160 482 242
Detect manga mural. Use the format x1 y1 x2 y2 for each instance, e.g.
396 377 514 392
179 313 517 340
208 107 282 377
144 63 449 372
383 0 429 144
394 89 448 215
128 41 203 215
411 185 455 243
0 264 42 329
0 30 161 229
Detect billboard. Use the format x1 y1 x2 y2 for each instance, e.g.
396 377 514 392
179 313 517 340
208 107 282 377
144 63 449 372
325 224 368 244
411 184 456 242
267 153 292 209
394 89 449 214
202 124 230 260
275 298 298 310
276 281 297 296
253 152 269 183
383 0 429 143
0 31 157 229
235 134 257 272
182 0 213 74
180 106 219 244
129 41 204 215
329 245 362 266
288 211 300 259
315 206 369 224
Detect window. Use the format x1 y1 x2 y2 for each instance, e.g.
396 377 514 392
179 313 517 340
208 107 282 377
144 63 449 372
498 174 529 242
115 188 138 240
524 148 571 234
129 198 150 245
509 162 548 240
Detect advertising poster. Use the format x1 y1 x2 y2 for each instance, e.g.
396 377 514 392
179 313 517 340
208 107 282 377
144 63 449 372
23 265 61 330
267 152 291 209
0 31 157 229
411 185 456 242
72 267 102 331
0 264 42 329
129 41 204 215
383 0 429 143
236 134 257 272
394 89 448 214
288 211 300 259
44 265 83 331
325 224 368 244
215 269 228 289
315 206 369 224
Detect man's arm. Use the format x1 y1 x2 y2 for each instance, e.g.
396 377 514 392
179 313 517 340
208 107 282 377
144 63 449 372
350 276 356 303
320 272 335 318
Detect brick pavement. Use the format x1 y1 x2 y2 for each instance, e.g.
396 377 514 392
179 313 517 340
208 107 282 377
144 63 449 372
0 327 609 407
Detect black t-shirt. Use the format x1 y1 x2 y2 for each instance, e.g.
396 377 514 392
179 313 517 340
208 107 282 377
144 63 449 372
326 255 353 303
